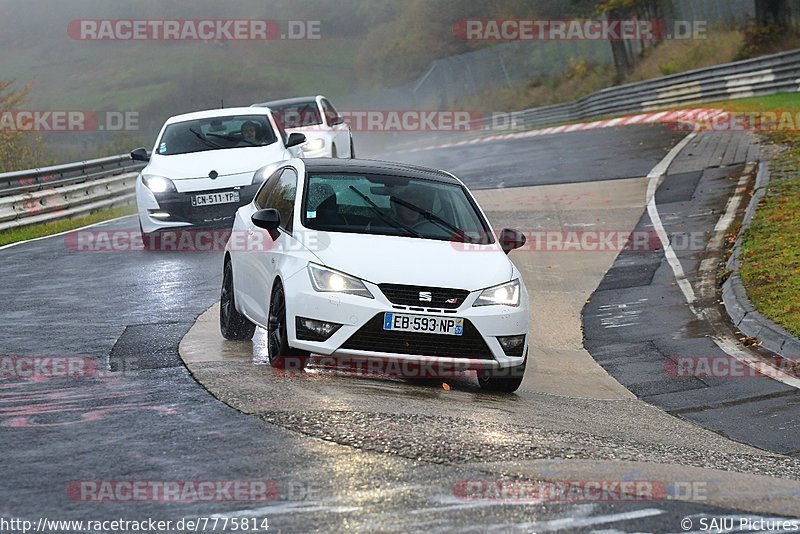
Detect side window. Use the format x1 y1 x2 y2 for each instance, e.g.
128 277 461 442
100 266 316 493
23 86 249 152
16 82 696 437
254 168 283 209
265 168 298 232
320 99 338 125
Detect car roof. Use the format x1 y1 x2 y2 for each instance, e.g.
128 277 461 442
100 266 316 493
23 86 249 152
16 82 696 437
164 107 274 124
302 158 461 185
252 96 321 108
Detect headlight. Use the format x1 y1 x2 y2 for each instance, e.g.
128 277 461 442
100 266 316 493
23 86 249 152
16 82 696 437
142 175 176 193
308 263 373 298
473 279 520 307
303 138 325 151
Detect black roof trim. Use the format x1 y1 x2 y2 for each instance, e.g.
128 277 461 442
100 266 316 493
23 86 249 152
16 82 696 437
253 96 320 108
302 158 460 185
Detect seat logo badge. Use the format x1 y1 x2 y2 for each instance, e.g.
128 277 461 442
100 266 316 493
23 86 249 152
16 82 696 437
209 170 218 180
419 291 433 302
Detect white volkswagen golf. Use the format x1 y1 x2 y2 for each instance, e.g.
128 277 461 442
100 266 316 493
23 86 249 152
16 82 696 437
220 158 530 392
252 96 354 159
132 107 305 248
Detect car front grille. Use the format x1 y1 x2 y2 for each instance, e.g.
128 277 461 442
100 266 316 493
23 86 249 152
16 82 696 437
340 314 494 359
378 284 470 309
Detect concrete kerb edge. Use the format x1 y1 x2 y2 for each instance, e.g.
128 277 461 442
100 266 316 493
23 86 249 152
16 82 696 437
723 159 800 358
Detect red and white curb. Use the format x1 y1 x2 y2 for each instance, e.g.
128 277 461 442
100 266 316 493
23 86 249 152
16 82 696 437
394 108 727 154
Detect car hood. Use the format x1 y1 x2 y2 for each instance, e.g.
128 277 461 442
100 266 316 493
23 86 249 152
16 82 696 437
305 231 513 290
145 145 288 180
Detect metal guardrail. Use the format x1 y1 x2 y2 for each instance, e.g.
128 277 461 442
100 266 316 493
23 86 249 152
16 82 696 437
0 155 145 232
574 48 800 119
408 47 800 148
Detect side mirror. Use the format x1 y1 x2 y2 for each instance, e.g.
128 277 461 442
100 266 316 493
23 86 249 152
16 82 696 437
251 209 280 231
499 228 526 255
330 116 345 126
130 147 150 162
286 133 306 148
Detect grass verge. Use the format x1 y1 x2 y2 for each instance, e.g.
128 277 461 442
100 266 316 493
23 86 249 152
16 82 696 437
714 93 800 337
0 205 135 248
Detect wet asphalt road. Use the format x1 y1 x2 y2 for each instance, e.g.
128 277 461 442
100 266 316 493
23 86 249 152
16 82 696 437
583 131 800 455
387 124 683 189
2 125 798 532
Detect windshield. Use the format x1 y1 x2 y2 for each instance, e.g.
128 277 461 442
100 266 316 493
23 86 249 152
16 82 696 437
269 101 323 128
302 172 493 244
156 114 277 156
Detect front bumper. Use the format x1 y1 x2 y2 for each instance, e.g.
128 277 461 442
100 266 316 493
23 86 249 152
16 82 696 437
138 183 261 232
282 268 530 371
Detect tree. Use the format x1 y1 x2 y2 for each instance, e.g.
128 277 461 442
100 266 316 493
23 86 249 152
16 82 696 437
596 0 667 83
0 80 49 172
755 0 790 29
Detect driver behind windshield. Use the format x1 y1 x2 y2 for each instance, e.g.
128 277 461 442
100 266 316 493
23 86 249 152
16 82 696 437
391 186 432 227
240 121 258 143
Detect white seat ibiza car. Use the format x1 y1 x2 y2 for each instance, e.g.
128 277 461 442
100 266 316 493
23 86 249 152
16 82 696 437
132 107 305 248
252 96 354 159
220 158 530 392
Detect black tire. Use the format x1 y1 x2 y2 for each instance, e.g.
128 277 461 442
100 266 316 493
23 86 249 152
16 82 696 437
478 357 526 393
349 137 356 159
267 282 309 370
220 260 256 340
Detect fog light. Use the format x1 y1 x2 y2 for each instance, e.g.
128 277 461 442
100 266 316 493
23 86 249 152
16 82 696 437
150 211 171 219
296 317 342 341
497 335 526 357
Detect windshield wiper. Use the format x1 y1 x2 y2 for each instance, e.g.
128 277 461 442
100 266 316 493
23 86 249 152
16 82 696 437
389 196 477 243
188 128 225 149
347 186 423 238
206 132 259 146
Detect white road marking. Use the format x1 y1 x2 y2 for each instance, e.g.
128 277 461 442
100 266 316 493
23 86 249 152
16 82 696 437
713 173 750 236
210 501 360 517
645 128 700 305
0 214 134 251
509 508 664 532
646 130 800 390
408 497 544 514
696 172 750 295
